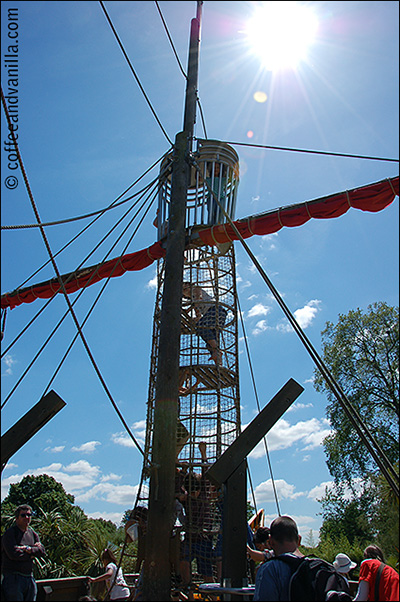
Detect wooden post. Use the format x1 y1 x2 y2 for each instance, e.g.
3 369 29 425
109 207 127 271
142 5 202 599
142 131 189 601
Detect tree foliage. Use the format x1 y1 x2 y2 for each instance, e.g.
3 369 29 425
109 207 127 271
318 481 376 545
314 303 399 563
1 474 74 518
1 474 130 579
314 302 399 484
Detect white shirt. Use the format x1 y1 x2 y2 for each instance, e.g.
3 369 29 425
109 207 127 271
106 562 130 600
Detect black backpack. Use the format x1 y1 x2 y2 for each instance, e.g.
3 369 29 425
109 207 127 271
276 555 352 601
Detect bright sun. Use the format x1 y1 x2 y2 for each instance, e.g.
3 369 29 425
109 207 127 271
245 1 318 71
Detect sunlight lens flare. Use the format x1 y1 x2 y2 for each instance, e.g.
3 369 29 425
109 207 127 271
246 1 318 71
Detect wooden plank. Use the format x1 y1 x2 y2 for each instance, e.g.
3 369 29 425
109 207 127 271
179 364 236 390
205 378 304 486
1 390 66 469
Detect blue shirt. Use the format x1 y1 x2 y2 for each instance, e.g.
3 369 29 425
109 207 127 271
253 553 298 601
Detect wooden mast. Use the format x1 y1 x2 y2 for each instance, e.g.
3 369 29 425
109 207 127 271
142 4 203 600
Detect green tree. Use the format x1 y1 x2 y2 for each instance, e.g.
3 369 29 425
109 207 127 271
370 464 399 559
315 303 399 562
1 474 74 520
314 302 399 485
1 474 132 579
318 482 376 545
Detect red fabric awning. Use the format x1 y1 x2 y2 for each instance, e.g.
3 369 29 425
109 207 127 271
1 176 398 310
1 242 166 310
198 176 399 246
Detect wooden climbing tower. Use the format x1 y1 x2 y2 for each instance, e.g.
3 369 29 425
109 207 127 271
135 140 242 586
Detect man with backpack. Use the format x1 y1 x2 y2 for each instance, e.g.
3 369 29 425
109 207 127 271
253 515 304 600
253 515 352 601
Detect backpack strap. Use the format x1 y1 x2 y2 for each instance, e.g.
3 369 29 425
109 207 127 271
374 562 385 602
274 554 305 571
271 554 306 569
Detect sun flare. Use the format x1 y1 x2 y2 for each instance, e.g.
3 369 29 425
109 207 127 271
246 1 318 71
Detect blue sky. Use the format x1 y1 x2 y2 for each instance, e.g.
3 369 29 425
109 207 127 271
1 1 398 543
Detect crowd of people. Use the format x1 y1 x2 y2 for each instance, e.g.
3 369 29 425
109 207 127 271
1 502 399 601
250 516 399 602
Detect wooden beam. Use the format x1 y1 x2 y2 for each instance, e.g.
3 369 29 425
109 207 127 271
205 378 304 487
1 390 66 470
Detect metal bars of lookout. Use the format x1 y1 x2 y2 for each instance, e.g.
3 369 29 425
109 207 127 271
135 141 242 584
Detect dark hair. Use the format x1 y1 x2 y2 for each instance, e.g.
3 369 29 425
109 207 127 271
363 545 385 562
270 516 299 543
15 504 32 518
254 526 270 545
184 471 201 494
129 506 148 523
101 548 117 565
182 282 192 297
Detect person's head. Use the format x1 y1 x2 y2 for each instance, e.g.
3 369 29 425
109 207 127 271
333 553 357 574
269 516 300 555
129 506 148 526
182 282 192 298
15 505 33 531
184 471 202 498
254 526 271 550
363 545 385 562
100 548 117 566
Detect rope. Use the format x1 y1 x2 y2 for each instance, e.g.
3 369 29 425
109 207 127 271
154 0 187 79
2 174 162 357
1 175 158 380
7 155 170 298
42 185 160 397
99 1 173 146
154 0 207 139
195 138 399 163
246 461 258 517
1 151 171 230
1 309 7 341
1 87 146 457
237 294 281 516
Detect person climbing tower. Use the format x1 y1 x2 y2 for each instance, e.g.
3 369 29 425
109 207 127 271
182 282 227 366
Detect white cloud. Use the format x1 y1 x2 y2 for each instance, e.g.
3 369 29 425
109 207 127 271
307 481 334 501
249 417 331 458
252 319 269 336
101 473 122 483
75 482 138 505
0 460 138 516
1 460 102 501
71 441 101 454
247 303 271 318
286 402 313 413
3 462 18 470
146 271 157 289
294 299 321 329
87 510 125 525
276 300 322 332
45 445 65 453
254 478 305 504
1 354 17 376
111 432 136 448
111 421 146 448
261 232 279 250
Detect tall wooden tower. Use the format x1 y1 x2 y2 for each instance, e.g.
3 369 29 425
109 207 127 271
135 139 242 588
